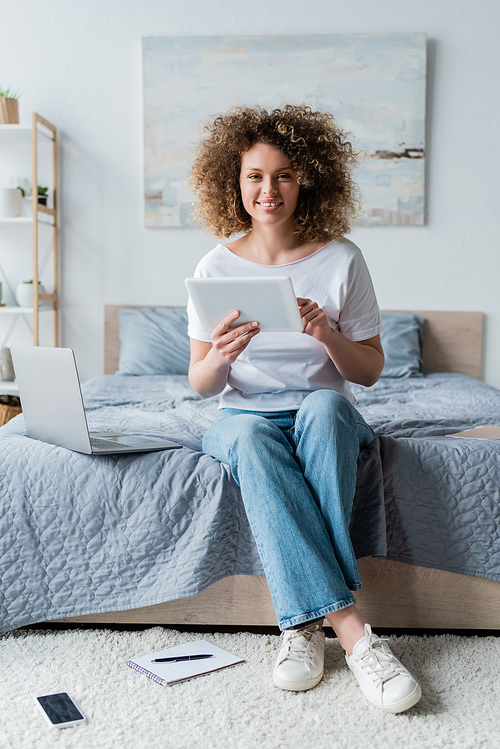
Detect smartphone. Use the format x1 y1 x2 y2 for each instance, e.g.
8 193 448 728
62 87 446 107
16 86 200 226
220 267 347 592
35 692 85 729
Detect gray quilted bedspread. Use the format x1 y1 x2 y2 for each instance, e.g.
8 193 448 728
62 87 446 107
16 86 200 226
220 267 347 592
1 372 500 632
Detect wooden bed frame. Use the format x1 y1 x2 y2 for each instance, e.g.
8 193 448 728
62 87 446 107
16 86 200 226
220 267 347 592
52 308 500 630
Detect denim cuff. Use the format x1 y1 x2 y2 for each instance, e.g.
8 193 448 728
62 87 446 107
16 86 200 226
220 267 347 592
284 617 324 631
279 596 357 630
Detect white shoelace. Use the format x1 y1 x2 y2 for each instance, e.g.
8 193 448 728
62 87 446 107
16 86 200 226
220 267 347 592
278 624 320 666
357 630 407 686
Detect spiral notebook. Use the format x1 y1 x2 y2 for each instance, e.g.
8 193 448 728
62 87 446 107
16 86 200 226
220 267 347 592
127 639 245 686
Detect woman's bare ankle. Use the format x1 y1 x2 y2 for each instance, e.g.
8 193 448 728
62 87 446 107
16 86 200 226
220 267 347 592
325 605 368 655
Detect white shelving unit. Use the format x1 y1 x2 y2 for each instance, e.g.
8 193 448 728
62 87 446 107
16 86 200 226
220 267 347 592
0 114 59 396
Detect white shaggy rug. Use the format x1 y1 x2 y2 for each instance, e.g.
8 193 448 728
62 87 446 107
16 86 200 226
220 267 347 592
1 626 500 749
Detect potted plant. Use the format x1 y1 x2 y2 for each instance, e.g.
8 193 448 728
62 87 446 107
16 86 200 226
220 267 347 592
0 86 21 125
16 184 49 214
15 280 47 308
37 186 49 206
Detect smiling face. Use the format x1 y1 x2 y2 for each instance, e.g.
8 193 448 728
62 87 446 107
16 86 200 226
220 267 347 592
239 143 300 230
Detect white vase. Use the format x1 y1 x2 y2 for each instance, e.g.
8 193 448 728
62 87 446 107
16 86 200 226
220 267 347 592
15 282 46 308
0 188 23 218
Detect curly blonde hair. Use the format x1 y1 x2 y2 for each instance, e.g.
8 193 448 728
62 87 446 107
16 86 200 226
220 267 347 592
189 104 360 242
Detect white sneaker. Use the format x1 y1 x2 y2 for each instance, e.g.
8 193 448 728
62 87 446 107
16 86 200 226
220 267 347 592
345 624 422 713
273 622 325 691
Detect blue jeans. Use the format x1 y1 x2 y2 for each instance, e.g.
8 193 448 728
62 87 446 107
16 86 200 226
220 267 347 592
202 389 376 630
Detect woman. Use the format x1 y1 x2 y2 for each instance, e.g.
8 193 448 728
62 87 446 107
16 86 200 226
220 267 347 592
186 105 421 713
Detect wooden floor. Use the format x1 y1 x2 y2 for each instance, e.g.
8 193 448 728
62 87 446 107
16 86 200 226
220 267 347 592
50 558 500 631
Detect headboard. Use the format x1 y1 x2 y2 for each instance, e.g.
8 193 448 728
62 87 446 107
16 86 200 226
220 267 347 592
104 306 483 380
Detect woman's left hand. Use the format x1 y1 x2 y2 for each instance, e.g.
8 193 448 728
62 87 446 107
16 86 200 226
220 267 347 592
297 298 332 344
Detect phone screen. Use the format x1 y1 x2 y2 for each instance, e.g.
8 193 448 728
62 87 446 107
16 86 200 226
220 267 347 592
37 693 84 725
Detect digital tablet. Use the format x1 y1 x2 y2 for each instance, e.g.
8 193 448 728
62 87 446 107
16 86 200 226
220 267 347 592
185 276 303 333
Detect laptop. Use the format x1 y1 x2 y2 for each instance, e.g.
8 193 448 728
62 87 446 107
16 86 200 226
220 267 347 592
10 346 183 455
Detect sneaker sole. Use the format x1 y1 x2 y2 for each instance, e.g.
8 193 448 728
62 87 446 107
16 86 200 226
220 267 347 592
273 669 324 692
365 682 422 714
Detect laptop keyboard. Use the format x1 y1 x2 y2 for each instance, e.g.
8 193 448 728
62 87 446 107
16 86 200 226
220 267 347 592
90 437 127 451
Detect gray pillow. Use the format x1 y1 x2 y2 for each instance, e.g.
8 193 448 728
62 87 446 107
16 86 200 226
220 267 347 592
380 313 425 378
117 308 191 375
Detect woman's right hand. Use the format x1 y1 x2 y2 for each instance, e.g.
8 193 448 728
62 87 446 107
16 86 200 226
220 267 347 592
211 311 260 364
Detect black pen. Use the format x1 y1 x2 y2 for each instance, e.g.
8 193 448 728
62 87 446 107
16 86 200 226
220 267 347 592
151 654 214 663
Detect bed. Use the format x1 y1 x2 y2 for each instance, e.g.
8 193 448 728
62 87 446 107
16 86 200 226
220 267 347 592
1 307 500 633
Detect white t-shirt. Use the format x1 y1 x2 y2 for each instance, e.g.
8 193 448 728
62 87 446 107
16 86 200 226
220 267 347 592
187 238 383 411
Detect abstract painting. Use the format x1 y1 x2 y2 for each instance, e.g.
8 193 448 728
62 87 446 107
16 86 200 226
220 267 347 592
143 34 426 227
